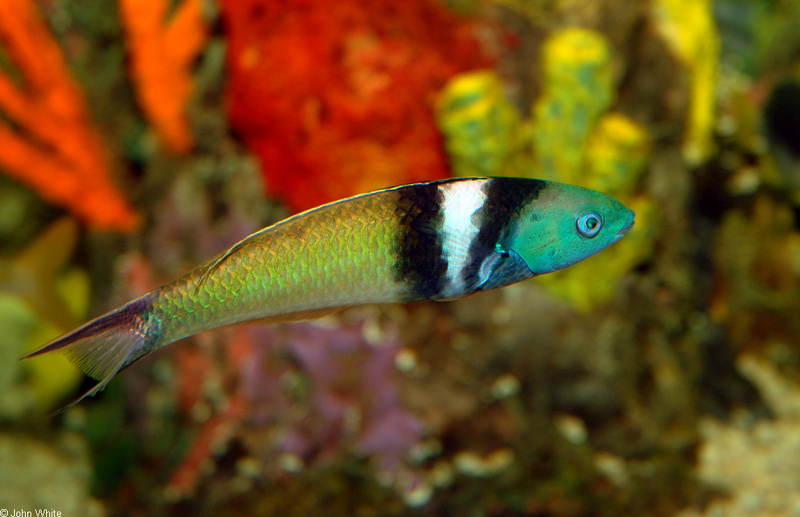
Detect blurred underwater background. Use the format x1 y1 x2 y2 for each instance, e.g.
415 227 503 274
2 0 800 515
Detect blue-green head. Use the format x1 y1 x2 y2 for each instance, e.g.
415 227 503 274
502 181 635 275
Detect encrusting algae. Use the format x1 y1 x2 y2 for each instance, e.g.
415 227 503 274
120 0 209 155
0 0 138 232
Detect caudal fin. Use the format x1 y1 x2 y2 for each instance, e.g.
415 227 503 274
20 295 156 409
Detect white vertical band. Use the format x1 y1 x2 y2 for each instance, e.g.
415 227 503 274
437 179 487 297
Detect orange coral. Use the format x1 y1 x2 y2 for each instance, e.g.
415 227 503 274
223 0 492 212
0 0 138 232
120 0 209 154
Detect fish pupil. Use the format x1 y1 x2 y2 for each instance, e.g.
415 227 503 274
577 211 603 238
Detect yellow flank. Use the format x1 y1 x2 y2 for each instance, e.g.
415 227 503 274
152 190 408 343
653 0 720 165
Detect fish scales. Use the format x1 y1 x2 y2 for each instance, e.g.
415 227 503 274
153 189 408 344
21 177 635 408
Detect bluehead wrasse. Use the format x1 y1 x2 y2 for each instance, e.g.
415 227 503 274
21 177 635 407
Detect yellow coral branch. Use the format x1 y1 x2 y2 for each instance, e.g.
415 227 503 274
0 0 138 232
120 0 209 154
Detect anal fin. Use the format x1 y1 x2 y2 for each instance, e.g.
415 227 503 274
234 307 344 327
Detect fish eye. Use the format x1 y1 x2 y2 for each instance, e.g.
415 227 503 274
576 211 603 238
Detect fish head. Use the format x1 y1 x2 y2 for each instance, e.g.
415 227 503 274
503 182 635 275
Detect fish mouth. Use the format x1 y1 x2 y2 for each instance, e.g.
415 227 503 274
616 210 635 238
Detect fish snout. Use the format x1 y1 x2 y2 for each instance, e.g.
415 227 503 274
615 209 635 239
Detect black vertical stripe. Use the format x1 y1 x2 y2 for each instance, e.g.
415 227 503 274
460 177 547 287
393 181 448 299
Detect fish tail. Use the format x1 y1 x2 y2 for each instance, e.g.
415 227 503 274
20 295 157 408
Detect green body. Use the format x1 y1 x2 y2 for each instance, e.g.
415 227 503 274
152 189 408 346
23 177 635 407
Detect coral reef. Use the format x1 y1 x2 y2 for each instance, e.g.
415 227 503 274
652 0 719 165
435 70 525 178
712 195 800 350
0 0 138 231
3 0 800 515
222 0 492 212
161 317 426 503
120 0 209 154
531 28 616 185
678 356 800 517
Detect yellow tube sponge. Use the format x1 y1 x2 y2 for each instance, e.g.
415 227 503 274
436 70 525 178
653 0 720 165
531 28 615 185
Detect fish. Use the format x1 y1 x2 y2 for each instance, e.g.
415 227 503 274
22 177 635 406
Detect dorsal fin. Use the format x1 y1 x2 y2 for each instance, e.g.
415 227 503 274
193 239 251 295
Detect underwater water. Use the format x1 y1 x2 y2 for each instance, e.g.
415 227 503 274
2 0 800 516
